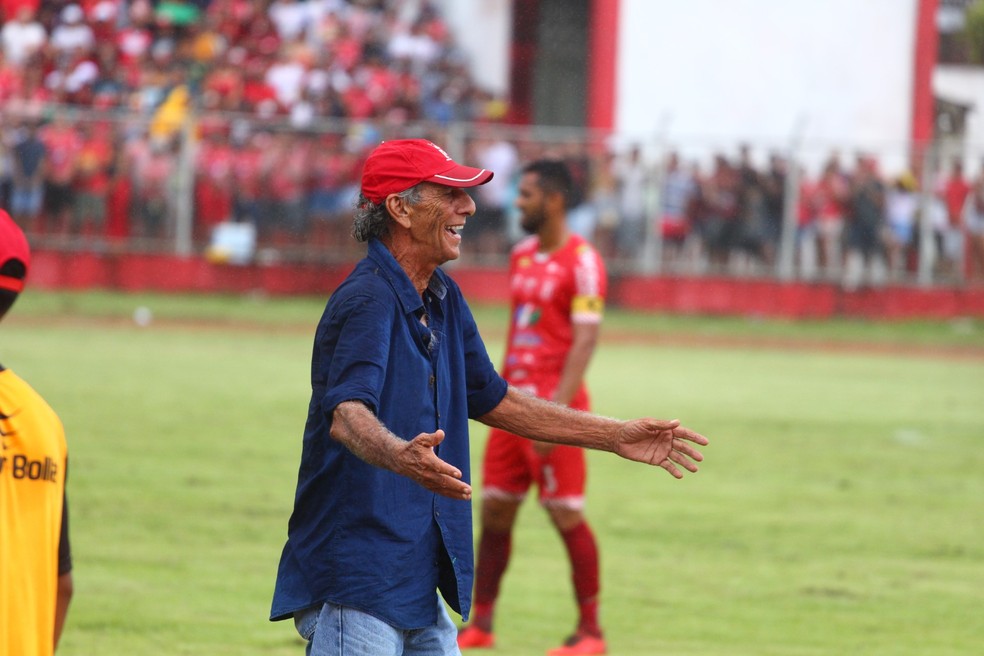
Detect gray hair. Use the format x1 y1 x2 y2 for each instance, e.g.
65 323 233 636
352 185 423 242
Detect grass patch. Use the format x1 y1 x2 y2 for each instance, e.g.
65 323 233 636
2 291 981 655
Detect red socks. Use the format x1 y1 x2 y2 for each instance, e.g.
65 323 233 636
471 522 602 638
472 529 512 632
560 521 602 637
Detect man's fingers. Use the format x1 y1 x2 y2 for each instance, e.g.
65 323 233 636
415 446 463 481
426 473 471 500
672 426 709 445
672 439 704 462
643 420 708 446
667 449 700 473
408 431 465 485
417 429 446 447
648 418 681 432
432 458 463 480
660 460 684 479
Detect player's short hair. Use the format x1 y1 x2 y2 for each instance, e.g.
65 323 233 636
352 184 423 242
522 159 574 209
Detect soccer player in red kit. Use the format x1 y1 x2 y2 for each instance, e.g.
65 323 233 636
458 160 609 655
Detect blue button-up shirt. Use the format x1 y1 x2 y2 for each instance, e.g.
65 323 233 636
271 239 508 630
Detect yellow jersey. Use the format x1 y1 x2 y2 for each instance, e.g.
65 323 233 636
1 367 69 656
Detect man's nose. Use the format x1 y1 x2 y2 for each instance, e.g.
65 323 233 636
456 189 477 216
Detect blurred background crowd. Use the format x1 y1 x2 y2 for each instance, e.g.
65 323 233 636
2 0 983 287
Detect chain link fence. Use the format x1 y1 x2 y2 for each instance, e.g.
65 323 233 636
3 105 983 287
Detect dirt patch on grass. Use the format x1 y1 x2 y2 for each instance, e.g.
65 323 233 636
609 331 984 362
13 314 984 362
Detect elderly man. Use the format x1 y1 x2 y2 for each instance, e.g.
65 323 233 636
270 139 707 656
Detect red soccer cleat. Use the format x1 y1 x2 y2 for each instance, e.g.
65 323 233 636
545 631 607 656
457 625 496 649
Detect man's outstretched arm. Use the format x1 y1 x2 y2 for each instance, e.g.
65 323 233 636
477 386 708 479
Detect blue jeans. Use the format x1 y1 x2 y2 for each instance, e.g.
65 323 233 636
293 597 461 656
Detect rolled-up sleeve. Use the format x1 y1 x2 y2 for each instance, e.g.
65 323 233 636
320 295 394 418
460 298 508 418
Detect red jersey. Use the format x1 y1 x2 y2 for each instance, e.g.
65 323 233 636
267 145 308 200
944 177 970 226
195 141 234 225
502 233 607 394
76 130 112 195
231 147 264 200
39 125 82 185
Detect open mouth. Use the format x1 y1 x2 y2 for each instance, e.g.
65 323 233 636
445 225 463 236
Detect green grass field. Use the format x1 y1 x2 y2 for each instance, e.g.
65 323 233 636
4 291 983 655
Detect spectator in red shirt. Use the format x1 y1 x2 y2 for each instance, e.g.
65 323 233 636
116 1 154 74
230 130 267 231
265 131 310 243
130 136 174 239
0 50 23 103
39 116 82 235
201 47 247 111
194 120 235 239
815 154 851 278
939 158 971 279
965 163 984 282
241 56 279 113
5 53 49 112
72 121 113 239
306 135 360 247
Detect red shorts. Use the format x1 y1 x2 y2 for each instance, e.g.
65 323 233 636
481 386 589 510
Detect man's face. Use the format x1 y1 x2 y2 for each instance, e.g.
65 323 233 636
515 172 548 235
407 182 476 265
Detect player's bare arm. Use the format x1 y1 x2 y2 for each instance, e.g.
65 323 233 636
331 401 472 499
478 386 708 478
552 320 600 407
534 320 600 456
55 572 73 649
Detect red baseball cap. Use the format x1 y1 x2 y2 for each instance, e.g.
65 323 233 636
361 139 494 204
0 210 30 294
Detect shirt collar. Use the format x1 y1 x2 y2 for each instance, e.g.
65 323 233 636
367 239 447 315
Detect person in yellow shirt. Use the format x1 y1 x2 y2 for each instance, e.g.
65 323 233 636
0 209 73 655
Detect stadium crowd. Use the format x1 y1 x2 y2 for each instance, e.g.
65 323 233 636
0 0 502 245
2 0 983 285
589 146 984 286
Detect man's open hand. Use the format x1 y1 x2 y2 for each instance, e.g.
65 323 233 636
613 419 708 478
399 430 473 499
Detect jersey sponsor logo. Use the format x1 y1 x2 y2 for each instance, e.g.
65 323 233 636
0 454 59 482
1 408 60 483
513 303 541 329
512 331 543 348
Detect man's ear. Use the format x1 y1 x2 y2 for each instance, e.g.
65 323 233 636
545 188 565 214
385 194 413 229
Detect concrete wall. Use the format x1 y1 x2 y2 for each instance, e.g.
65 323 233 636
434 0 513 96
29 251 984 319
615 0 919 172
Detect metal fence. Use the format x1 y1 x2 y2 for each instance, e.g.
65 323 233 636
3 104 983 288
